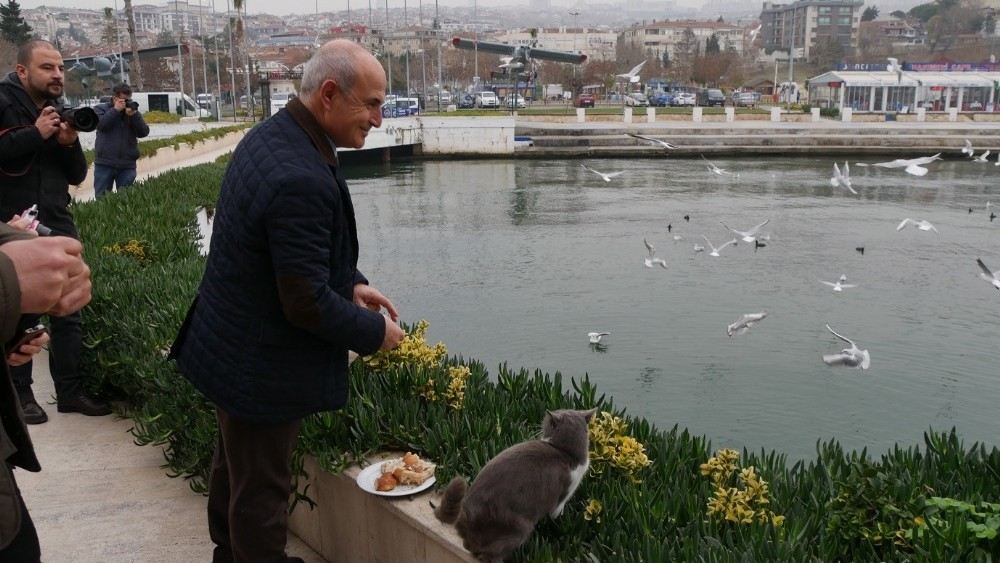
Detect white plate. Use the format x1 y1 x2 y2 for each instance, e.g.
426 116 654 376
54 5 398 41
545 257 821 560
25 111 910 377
355 460 437 497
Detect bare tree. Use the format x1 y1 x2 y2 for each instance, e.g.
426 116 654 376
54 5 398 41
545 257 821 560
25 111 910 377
124 0 143 89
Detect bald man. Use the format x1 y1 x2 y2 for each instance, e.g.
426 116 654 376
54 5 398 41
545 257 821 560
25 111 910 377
170 40 404 562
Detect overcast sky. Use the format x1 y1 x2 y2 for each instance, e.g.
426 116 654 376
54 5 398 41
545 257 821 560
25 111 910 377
18 0 486 17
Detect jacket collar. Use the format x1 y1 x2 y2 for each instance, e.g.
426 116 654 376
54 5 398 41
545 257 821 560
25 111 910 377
286 96 338 167
1 71 41 116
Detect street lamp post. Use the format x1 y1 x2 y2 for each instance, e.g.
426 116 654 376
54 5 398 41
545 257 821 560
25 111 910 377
385 0 392 96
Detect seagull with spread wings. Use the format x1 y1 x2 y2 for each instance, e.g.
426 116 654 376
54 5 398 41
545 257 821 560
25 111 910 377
962 139 974 157
581 164 626 183
721 219 770 243
977 258 1000 290
701 155 735 176
896 218 939 233
627 133 678 150
820 274 858 292
701 235 738 257
822 324 871 370
830 162 857 195
643 238 668 268
727 312 767 337
870 153 942 176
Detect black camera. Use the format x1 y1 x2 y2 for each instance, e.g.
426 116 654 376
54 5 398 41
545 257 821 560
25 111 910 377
125 100 139 111
44 101 98 133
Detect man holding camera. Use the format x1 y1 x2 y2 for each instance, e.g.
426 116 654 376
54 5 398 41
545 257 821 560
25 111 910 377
0 39 110 423
92 83 149 198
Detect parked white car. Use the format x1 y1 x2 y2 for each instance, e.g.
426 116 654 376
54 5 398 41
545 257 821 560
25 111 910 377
504 94 527 108
269 92 296 116
624 92 649 107
672 92 697 106
475 91 499 108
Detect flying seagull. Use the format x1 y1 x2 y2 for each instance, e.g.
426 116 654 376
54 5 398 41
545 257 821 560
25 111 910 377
977 258 1000 290
870 153 942 177
748 23 762 44
973 150 991 163
962 139 974 157
581 164 625 183
821 274 857 292
588 332 610 344
701 155 735 176
896 218 938 233
727 312 767 337
822 324 871 370
627 133 678 150
701 235 738 257
830 162 857 195
721 219 770 243
643 238 668 268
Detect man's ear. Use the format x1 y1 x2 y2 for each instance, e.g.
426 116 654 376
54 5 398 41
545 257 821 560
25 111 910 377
15 64 27 79
319 79 339 108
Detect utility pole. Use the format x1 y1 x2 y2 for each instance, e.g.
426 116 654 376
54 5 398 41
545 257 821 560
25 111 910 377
212 0 223 119
787 5 796 102
385 0 392 95
113 0 125 82
226 0 237 121
200 0 209 106
473 0 477 87
176 1 185 115
435 0 441 112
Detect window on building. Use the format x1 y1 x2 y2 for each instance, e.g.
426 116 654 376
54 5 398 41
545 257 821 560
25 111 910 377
819 6 831 13
845 85 871 111
818 16 831 25
885 86 915 111
839 16 851 25
839 6 852 12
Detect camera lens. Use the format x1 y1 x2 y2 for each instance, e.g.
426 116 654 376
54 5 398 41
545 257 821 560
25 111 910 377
126 100 139 111
60 106 99 132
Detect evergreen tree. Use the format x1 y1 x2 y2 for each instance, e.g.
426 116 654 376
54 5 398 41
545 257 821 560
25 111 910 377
0 0 33 45
706 33 721 54
862 6 879 21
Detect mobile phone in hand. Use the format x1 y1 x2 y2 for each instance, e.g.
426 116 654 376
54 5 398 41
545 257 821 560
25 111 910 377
11 324 48 352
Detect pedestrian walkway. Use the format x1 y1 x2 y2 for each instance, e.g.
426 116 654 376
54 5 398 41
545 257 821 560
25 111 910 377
17 351 325 562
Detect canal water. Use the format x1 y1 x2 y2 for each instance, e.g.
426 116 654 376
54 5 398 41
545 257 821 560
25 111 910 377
347 156 998 460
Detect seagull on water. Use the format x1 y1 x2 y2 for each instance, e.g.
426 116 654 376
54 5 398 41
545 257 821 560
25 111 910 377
627 133 678 150
693 244 705 253
721 219 770 243
830 162 856 195
962 139 974 157
588 332 610 344
643 238 668 268
896 218 938 233
821 274 857 292
702 155 736 176
822 324 871 370
973 150 991 163
727 312 767 337
701 235 738 257
581 164 626 183
977 258 1000 290
870 153 942 176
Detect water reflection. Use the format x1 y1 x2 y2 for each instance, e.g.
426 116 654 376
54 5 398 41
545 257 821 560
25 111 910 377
348 156 1000 460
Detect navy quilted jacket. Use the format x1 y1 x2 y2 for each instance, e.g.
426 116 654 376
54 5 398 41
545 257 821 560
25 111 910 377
172 102 386 423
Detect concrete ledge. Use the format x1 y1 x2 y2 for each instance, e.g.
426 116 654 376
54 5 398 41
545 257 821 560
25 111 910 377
289 455 476 563
75 129 248 193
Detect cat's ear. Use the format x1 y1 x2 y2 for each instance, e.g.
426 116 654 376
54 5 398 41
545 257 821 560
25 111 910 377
583 408 598 421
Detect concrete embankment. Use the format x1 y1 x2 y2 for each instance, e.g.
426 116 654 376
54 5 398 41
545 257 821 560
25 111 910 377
513 120 1000 158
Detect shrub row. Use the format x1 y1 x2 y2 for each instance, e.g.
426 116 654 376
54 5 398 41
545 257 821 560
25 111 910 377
82 123 251 165
75 159 1000 562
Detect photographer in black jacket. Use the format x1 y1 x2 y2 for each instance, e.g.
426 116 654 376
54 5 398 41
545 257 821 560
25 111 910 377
0 39 110 424
92 83 149 198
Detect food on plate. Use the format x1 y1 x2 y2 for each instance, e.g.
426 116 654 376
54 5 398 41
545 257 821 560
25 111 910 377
374 452 436 491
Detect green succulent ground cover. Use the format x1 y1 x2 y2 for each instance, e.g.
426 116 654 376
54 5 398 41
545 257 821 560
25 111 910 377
74 160 1000 562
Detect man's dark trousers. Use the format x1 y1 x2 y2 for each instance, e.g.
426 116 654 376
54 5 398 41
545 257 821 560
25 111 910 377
208 408 302 563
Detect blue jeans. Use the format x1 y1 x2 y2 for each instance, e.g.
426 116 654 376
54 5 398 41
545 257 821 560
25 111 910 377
94 164 137 198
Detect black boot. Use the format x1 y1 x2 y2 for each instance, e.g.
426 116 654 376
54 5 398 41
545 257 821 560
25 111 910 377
57 393 111 416
18 391 48 425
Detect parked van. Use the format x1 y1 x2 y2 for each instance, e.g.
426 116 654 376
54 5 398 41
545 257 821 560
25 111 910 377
131 91 210 118
269 92 296 116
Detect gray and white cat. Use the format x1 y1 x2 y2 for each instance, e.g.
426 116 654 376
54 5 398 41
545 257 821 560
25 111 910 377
434 408 597 563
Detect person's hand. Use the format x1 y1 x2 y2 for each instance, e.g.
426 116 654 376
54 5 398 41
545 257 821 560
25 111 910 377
7 331 50 367
353 284 399 322
125 107 136 117
113 96 126 112
34 106 61 140
55 120 78 146
0 236 92 316
381 315 404 351
5 214 39 234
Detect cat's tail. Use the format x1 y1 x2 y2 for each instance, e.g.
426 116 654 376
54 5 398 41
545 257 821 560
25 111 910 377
433 476 468 524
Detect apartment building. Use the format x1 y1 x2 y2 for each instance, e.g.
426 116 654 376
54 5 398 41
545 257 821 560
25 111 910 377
618 20 745 61
760 0 863 61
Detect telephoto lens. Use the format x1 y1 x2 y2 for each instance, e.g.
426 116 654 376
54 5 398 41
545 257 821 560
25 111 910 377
48 102 99 132
125 100 139 111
